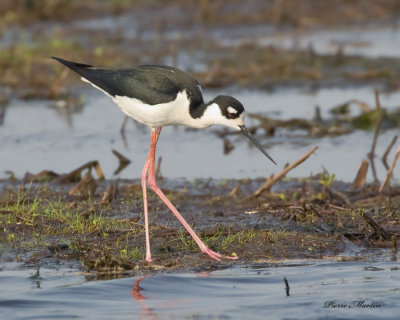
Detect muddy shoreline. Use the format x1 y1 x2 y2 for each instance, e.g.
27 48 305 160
1 170 399 277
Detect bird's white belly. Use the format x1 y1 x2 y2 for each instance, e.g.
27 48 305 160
112 90 200 128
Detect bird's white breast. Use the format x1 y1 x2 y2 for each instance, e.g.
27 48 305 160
112 90 205 128
81 76 211 128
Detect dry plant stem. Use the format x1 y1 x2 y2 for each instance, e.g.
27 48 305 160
112 149 130 165
58 160 104 183
379 146 400 192
382 135 398 170
101 179 120 205
367 89 382 183
112 149 131 175
93 162 105 180
120 116 129 147
351 99 372 113
120 116 129 134
352 159 369 190
69 172 97 196
330 188 352 207
374 88 381 111
360 209 391 240
155 156 163 180
252 146 318 197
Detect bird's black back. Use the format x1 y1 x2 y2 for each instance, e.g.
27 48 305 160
52 57 205 115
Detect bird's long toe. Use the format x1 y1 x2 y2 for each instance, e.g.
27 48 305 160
202 247 238 261
201 248 222 261
224 254 239 260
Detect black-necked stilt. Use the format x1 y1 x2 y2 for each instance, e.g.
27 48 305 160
52 57 276 262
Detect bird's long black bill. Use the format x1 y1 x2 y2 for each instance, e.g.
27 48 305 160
239 125 277 165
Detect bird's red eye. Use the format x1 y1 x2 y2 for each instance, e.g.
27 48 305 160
228 113 236 119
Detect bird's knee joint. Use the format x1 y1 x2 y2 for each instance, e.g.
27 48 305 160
147 177 158 189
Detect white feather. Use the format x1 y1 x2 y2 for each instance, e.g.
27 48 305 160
113 90 208 128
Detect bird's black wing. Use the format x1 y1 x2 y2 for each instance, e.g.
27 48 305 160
52 57 203 106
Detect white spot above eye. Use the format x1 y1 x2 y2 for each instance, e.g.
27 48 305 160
227 106 238 114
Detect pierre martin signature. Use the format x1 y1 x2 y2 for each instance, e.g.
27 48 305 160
323 300 382 309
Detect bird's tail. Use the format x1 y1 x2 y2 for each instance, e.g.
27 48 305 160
51 56 93 72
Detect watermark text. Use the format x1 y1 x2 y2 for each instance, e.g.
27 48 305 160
323 300 382 309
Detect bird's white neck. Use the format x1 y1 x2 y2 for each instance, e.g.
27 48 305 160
184 103 228 129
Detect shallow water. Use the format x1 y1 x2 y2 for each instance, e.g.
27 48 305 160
1 256 399 320
68 15 400 59
1 86 399 182
218 23 400 58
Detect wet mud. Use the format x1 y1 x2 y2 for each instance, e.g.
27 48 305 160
1 169 399 277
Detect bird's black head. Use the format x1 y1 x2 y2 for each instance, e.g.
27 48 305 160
207 95 276 165
211 95 245 120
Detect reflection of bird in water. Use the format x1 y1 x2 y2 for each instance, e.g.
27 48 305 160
131 277 157 319
132 277 148 301
53 57 276 261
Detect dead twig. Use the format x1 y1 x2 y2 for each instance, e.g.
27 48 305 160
352 159 369 190
374 88 381 111
58 160 104 183
379 146 400 192
156 156 163 180
120 116 129 134
112 149 131 175
382 135 398 170
120 116 131 147
25 170 60 183
101 179 120 205
360 209 391 241
284 277 290 296
367 89 382 184
79 205 97 218
328 204 349 212
251 146 318 198
330 188 352 207
69 171 97 197
229 182 242 197
350 99 372 113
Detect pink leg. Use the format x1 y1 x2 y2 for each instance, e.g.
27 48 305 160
141 127 161 262
144 127 238 261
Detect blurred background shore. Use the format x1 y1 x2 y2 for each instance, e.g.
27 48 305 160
1 0 400 182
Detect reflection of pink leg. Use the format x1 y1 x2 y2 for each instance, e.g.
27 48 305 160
144 127 238 261
131 276 148 300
